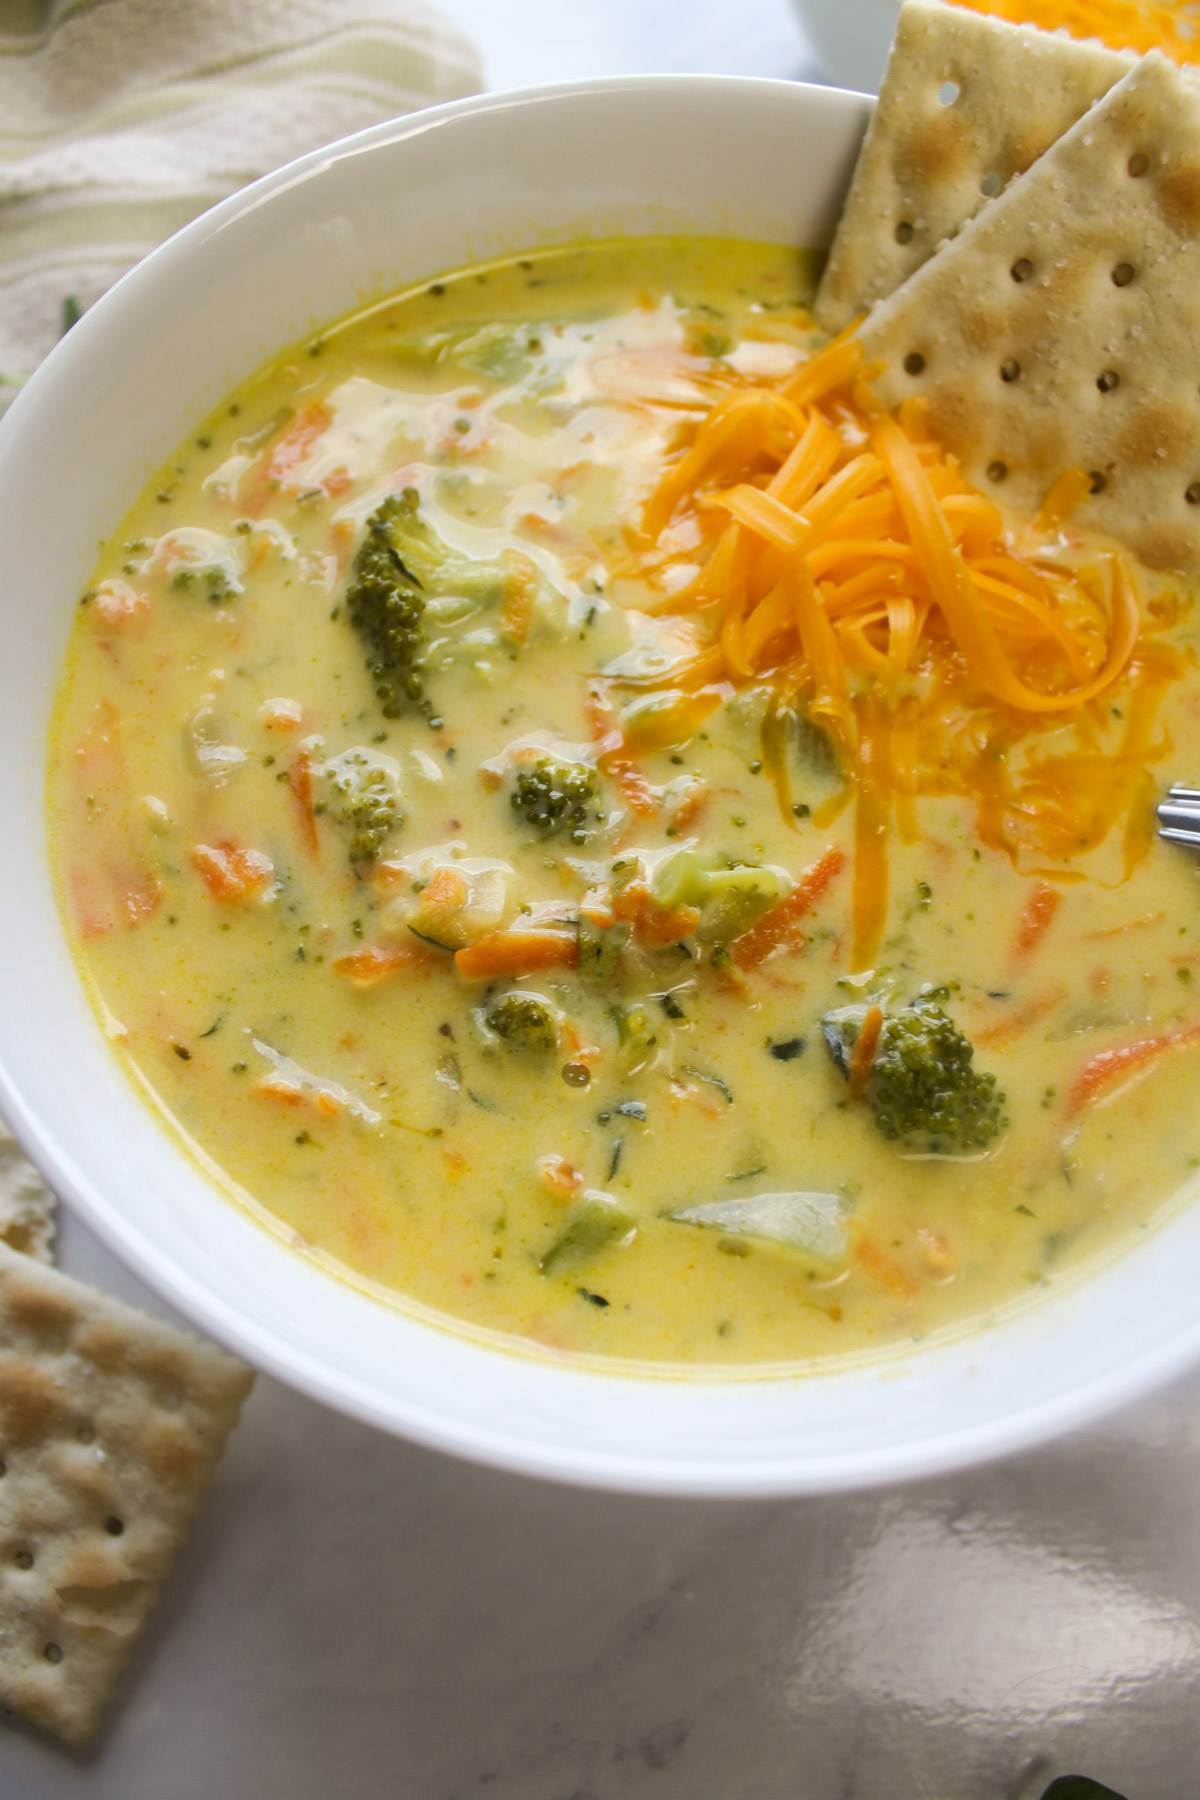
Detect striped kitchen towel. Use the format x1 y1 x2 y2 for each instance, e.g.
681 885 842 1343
0 0 480 408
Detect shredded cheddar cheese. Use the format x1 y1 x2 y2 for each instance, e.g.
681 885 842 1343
629 327 1181 968
948 0 1200 63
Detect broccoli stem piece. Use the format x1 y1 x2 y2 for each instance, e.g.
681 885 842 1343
611 1002 658 1071
652 850 786 942
577 914 629 985
823 993 1006 1154
539 1192 636 1276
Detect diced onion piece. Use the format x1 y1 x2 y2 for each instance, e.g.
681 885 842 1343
669 1190 848 1264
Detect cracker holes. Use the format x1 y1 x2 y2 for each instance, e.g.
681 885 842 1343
104 1516 125 1538
904 351 926 376
1112 262 1136 288
43 1643 62 1665
75 1423 95 1445
0 1457 6 1479
1089 472 1108 495
1097 370 1120 394
1011 258 1034 283
13 1548 33 1570
1186 483 1200 505
1129 151 1151 177
1000 358 1021 383
894 220 914 245
980 172 1002 198
987 461 1008 484
938 80 960 106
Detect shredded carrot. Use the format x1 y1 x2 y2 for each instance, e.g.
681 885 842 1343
1014 880 1062 960
500 551 539 645
118 871 162 928
1084 911 1165 941
71 865 162 938
256 1075 309 1107
537 1155 584 1199
261 697 304 732
255 1076 343 1119
611 882 701 948
288 751 320 857
854 1234 918 1299
976 985 1068 1048
190 842 273 903
422 867 470 910
243 402 332 513
847 1004 885 1100
585 684 658 818
1065 1020 1200 1117
334 943 437 988
88 580 149 633
730 847 846 969
667 783 711 832
454 928 579 981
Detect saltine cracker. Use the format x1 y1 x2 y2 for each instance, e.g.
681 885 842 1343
0 1242 252 1746
859 51 1200 572
0 1123 55 1264
815 0 1131 331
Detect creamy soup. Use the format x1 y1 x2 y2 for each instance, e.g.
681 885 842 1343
46 239 1200 1368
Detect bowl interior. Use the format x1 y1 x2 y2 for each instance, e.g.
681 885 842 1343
3 76 1200 1496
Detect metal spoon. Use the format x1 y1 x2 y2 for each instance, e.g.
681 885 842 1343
1157 785 1200 848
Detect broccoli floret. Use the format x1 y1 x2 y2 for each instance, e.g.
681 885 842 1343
170 565 236 603
345 493 428 718
323 749 402 867
484 992 557 1052
823 994 1006 1154
345 488 513 718
510 758 597 842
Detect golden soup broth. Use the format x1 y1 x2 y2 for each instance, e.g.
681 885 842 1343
47 239 1200 1367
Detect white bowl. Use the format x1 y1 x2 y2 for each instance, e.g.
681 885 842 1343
3 76 1200 1497
794 0 901 92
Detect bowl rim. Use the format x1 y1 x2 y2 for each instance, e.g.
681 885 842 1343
7 70 1200 1498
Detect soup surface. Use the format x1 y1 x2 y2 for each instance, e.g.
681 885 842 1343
47 238 1200 1367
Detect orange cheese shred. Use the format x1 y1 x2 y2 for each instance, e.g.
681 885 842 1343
948 0 1199 65
618 296 1177 961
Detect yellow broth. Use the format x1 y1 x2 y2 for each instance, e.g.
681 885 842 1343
46 239 1200 1367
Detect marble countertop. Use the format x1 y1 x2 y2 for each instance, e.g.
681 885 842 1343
7 6 1199 1795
